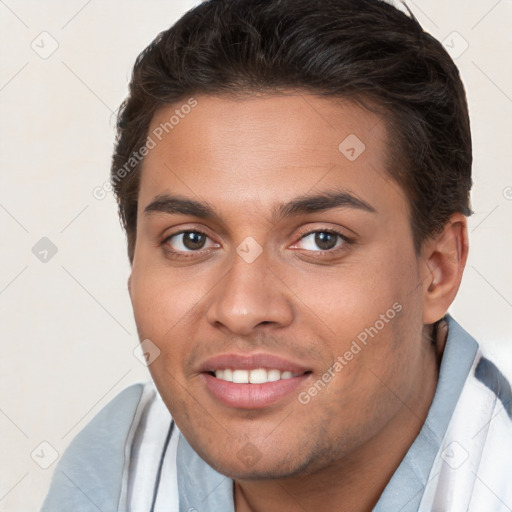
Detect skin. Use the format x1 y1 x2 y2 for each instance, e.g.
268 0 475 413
128 93 468 512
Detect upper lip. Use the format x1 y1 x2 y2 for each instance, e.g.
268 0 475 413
198 353 311 374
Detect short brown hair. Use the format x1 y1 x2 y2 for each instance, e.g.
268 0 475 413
111 0 472 263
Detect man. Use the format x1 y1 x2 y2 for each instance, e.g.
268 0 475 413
42 0 512 510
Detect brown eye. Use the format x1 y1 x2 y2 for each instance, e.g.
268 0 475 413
295 230 346 252
182 231 206 250
314 232 338 250
165 231 217 252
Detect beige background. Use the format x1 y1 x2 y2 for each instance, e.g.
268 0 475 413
0 1 511 510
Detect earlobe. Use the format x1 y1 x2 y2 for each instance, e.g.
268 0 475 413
422 214 469 324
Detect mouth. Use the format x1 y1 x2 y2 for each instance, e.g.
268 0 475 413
199 353 313 409
209 368 305 383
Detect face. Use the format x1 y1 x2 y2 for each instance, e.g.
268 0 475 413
129 93 431 479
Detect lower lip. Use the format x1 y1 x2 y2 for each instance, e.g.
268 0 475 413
202 373 309 409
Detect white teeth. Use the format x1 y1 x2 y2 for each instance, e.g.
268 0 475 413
213 368 299 383
267 369 281 382
232 369 249 384
249 368 267 384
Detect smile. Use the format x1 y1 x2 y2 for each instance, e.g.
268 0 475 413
213 368 302 383
199 353 313 408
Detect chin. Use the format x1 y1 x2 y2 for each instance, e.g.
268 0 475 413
197 445 316 481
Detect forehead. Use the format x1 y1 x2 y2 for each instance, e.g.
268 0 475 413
138 93 405 218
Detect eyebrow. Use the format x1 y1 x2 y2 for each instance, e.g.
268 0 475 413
144 195 217 218
143 190 376 220
274 190 376 218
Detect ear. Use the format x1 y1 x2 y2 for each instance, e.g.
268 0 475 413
420 213 469 324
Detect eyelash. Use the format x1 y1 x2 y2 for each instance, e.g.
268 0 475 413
292 228 353 255
161 228 353 259
161 229 217 259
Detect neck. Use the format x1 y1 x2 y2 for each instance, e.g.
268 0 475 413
234 323 447 512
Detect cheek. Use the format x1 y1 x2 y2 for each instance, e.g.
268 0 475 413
129 267 205 413
129 264 206 343
288 246 423 392
287 251 417 340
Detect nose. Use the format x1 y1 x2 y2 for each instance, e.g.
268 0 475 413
206 249 294 336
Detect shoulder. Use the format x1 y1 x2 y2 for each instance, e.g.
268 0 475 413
420 345 512 510
41 382 155 512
